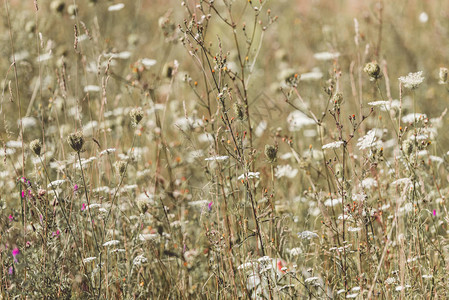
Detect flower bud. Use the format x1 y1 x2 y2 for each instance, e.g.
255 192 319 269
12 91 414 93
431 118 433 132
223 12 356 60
364 62 381 80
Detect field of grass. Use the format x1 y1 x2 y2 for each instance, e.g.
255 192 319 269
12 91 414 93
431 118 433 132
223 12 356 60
1 0 449 299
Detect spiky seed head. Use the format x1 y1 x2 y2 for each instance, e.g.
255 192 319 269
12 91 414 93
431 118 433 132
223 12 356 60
67 131 85 152
30 139 42 156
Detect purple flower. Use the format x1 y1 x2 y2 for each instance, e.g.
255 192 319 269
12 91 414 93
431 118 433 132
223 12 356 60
81 203 86 211
21 190 25 198
433 210 436 216
8 214 13 221
8 267 13 275
12 248 19 258
52 230 60 237
208 201 213 211
74 184 78 192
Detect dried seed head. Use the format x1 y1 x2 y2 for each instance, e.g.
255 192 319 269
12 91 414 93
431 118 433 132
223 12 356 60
233 103 245 121
67 131 85 152
265 144 277 163
50 0 65 13
364 62 381 80
402 139 414 156
115 161 127 176
67 4 78 16
130 107 144 127
25 21 36 33
439 67 448 84
137 199 149 214
30 139 42 156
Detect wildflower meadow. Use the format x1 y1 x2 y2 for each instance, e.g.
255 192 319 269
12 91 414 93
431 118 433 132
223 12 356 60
1 0 449 299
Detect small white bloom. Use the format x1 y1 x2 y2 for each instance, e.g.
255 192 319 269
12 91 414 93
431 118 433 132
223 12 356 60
322 140 344 149
141 58 157 68
287 110 315 131
300 68 323 81
111 248 126 253
401 113 427 123
304 276 320 284
139 234 159 241
399 71 424 89
392 178 412 186
429 155 444 164
348 227 361 232
133 254 147 266
385 277 396 285
100 148 116 156
238 172 260 180
103 240 120 247
37 53 52 62
83 257 97 263
419 12 428 23
313 52 340 61
357 129 377 150
108 3 125 11
274 165 298 179
204 155 229 161
237 262 256 270
422 274 433 279
324 198 342 207
298 231 319 239
361 177 377 189
84 85 101 92
188 200 209 206
19 117 38 129
6 140 23 148
287 247 303 256
255 120 267 137
346 293 359 298
48 180 65 188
